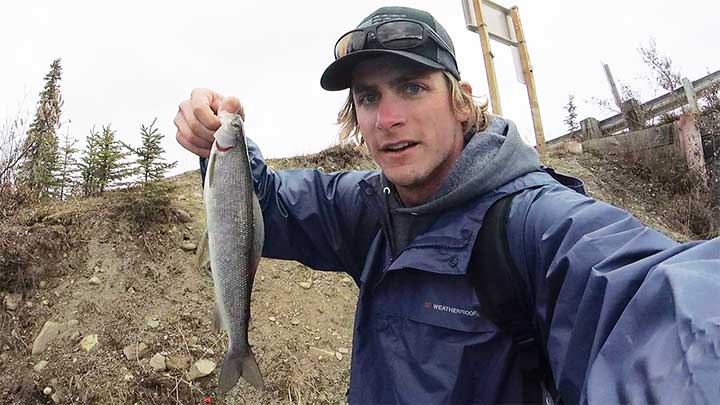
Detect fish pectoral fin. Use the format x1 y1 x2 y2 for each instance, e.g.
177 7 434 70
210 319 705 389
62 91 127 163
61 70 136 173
196 228 210 270
206 146 216 188
251 193 264 279
252 193 264 260
212 302 223 333
218 349 265 393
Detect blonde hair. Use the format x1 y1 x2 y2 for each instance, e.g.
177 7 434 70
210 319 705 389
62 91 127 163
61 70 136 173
336 71 489 144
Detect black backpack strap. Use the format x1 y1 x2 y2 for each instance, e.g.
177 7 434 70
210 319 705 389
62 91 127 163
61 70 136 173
469 190 560 404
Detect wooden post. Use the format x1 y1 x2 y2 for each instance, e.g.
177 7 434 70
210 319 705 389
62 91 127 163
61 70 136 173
682 78 700 115
580 117 602 140
471 0 503 115
603 63 623 109
676 113 708 187
510 6 545 154
621 98 646 131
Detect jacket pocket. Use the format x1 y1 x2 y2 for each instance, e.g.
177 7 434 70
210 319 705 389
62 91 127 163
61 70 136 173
374 268 497 333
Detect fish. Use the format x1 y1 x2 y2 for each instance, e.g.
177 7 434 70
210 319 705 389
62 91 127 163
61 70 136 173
202 111 265 393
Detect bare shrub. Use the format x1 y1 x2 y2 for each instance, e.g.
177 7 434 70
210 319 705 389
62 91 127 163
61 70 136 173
0 110 31 190
638 38 683 93
563 94 579 132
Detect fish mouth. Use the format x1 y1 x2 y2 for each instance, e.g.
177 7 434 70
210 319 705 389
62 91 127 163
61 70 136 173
216 145 234 152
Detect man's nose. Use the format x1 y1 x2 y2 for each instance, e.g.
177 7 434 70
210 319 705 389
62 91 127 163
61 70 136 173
375 96 406 131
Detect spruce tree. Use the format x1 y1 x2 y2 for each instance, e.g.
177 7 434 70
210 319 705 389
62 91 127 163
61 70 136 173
56 128 80 200
78 127 102 196
122 118 177 220
17 58 63 199
123 118 177 184
78 125 130 196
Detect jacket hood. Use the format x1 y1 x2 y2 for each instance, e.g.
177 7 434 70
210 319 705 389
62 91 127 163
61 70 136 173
394 115 541 215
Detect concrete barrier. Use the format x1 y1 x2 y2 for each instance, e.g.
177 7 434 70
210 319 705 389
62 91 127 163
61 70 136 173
579 113 709 187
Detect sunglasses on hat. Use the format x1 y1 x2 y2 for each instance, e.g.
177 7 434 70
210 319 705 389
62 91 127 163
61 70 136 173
334 19 454 60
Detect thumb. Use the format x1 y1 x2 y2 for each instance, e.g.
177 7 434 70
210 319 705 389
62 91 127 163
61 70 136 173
219 96 245 120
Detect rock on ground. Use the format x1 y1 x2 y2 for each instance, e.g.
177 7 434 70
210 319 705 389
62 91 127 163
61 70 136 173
4 293 22 310
166 355 190 371
172 208 193 223
180 242 196 251
187 359 216 381
122 342 148 360
32 320 79 355
33 360 49 372
149 353 166 371
145 319 160 329
79 335 98 352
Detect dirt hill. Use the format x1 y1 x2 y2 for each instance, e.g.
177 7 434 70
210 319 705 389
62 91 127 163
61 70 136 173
0 145 696 404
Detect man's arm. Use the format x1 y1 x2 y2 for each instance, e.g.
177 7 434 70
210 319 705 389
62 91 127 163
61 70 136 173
245 137 379 277
508 185 720 404
174 89 379 278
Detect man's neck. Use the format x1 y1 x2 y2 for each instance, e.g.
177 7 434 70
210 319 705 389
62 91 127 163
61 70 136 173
395 181 441 208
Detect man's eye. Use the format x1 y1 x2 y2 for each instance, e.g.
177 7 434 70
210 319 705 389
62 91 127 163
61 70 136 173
359 93 378 105
404 83 423 95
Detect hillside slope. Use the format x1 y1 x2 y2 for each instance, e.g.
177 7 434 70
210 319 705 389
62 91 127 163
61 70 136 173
0 146 694 404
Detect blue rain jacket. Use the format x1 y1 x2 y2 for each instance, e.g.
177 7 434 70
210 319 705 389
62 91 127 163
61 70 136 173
247 139 720 404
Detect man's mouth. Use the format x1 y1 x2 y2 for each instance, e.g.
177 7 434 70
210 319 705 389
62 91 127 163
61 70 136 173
383 141 418 153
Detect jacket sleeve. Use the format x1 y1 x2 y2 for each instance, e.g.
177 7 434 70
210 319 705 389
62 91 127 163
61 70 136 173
246 138 379 278
507 184 720 404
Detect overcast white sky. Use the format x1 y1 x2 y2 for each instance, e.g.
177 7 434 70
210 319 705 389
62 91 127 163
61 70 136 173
2 0 719 176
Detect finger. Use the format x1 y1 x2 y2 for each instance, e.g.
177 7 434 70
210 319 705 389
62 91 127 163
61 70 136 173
179 100 216 144
176 130 210 158
219 96 244 119
174 112 213 151
191 89 223 132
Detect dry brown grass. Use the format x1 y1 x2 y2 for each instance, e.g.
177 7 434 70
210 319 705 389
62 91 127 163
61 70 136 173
585 148 719 239
268 143 376 172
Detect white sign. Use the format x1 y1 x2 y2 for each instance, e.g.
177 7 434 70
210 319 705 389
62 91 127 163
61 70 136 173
461 0 525 84
462 0 516 46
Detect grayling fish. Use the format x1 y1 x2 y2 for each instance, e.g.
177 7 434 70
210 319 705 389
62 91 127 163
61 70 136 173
202 112 265 393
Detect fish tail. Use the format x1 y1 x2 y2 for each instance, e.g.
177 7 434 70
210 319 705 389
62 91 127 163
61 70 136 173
218 347 265 393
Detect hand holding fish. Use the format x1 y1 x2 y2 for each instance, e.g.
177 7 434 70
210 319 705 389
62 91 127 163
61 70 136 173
174 88 244 158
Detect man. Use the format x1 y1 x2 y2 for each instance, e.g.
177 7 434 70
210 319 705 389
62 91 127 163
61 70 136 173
175 6 720 404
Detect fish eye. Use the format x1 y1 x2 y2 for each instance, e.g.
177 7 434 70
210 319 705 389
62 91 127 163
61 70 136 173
231 121 242 129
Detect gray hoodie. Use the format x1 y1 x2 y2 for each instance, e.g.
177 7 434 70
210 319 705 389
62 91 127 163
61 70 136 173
382 115 541 254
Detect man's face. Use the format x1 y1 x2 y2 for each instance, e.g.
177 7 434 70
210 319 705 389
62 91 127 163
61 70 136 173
351 55 468 206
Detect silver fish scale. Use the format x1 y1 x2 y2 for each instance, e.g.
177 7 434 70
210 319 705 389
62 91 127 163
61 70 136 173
204 121 256 354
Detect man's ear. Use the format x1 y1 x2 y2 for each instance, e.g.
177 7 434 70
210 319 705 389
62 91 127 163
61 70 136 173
455 80 474 122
